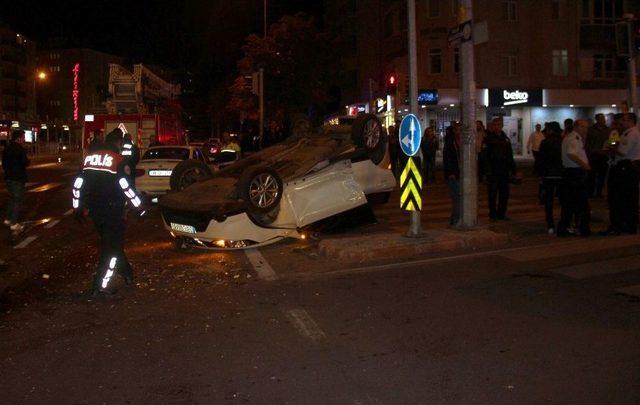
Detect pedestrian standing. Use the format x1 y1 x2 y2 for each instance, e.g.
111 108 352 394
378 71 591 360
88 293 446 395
388 123 399 178
481 117 516 221
585 113 611 198
527 123 545 175
476 120 486 183
72 129 145 296
421 126 438 184
443 124 461 226
2 130 30 234
87 130 103 153
601 113 640 235
538 122 563 234
557 119 591 237
562 118 574 139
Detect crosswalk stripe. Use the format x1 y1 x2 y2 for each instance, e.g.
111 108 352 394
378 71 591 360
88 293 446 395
548 255 640 279
27 182 63 193
44 219 61 229
14 235 37 249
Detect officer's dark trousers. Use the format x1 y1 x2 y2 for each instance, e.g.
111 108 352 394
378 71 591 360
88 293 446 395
588 152 608 197
542 177 562 229
558 168 590 234
608 161 639 233
90 208 132 291
487 175 510 219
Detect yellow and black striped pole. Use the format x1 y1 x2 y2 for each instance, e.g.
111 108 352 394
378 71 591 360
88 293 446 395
400 156 422 211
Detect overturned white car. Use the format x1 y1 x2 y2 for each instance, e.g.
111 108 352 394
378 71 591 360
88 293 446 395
158 114 395 249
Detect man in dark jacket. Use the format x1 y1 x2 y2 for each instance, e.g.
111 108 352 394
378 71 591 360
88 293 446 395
443 124 461 225
585 113 611 198
481 117 516 221
2 130 30 233
421 126 439 184
538 121 563 233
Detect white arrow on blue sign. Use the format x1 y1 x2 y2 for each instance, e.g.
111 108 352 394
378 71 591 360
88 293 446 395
399 114 422 156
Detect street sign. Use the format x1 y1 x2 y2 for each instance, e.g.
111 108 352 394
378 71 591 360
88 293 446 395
399 114 422 156
448 20 472 45
400 157 422 211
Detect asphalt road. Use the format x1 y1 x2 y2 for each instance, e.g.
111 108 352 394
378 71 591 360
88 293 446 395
0 159 639 403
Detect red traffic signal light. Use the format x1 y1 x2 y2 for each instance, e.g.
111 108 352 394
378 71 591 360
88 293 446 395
386 74 397 95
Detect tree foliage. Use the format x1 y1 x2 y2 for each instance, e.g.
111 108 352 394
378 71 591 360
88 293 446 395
227 13 337 124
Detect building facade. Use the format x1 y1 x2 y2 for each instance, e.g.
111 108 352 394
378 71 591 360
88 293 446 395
353 0 640 156
0 24 37 128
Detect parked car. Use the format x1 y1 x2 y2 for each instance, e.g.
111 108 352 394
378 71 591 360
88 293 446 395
159 114 394 249
136 145 210 198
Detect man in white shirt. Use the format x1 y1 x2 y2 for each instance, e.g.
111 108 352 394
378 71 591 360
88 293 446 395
558 119 591 237
602 113 640 235
527 123 545 175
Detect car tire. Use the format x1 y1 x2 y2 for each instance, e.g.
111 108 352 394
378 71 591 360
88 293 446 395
351 113 386 165
170 159 213 192
239 167 283 220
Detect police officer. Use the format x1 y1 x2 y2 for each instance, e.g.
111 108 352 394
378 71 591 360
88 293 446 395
72 129 144 295
121 132 140 186
557 119 591 237
602 112 640 235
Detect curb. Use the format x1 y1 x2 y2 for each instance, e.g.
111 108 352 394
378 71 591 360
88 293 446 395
318 229 510 262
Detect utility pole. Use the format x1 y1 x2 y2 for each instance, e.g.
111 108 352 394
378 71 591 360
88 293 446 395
625 14 638 113
459 0 478 228
407 0 422 237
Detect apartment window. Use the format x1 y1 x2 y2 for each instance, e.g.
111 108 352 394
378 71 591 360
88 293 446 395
429 49 442 74
49 66 60 73
506 55 518 76
503 1 517 21
453 48 460 74
426 0 440 18
551 0 561 20
552 49 568 76
384 10 400 38
593 54 614 78
581 0 623 24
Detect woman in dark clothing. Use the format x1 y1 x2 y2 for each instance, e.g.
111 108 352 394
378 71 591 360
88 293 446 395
443 124 461 226
538 121 563 234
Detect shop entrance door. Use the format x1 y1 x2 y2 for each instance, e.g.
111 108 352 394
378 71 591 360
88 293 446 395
502 116 523 156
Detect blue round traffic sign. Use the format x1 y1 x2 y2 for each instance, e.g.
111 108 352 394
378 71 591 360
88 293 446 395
399 114 422 156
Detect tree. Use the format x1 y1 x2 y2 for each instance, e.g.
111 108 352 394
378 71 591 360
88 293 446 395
227 13 337 127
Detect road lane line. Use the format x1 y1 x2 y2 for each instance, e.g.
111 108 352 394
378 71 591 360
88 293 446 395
616 285 640 298
285 308 326 342
64 209 73 216
14 235 38 249
44 219 60 229
549 255 640 279
244 248 277 281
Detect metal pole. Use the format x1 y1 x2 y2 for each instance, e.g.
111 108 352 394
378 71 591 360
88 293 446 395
407 0 422 237
263 0 267 38
627 18 638 113
459 0 478 228
259 68 264 149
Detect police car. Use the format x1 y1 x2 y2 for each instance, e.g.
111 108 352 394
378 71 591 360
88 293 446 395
136 146 209 198
159 114 395 249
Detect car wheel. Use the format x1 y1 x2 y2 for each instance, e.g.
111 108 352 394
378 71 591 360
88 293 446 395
352 113 386 165
239 168 283 217
170 159 213 191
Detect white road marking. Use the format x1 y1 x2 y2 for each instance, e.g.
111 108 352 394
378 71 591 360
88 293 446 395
44 219 60 229
285 308 326 342
549 255 640 279
244 248 277 281
616 285 640 298
64 209 74 216
27 182 63 193
14 235 38 249
29 162 59 169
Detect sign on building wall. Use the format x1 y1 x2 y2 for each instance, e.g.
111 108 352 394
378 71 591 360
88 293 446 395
489 88 543 107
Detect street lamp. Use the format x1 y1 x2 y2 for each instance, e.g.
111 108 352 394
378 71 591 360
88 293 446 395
33 70 47 151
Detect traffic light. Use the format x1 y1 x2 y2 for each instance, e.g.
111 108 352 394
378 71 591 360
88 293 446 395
386 73 397 95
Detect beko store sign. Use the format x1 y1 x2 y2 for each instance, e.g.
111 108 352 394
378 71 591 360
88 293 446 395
489 88 542 107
